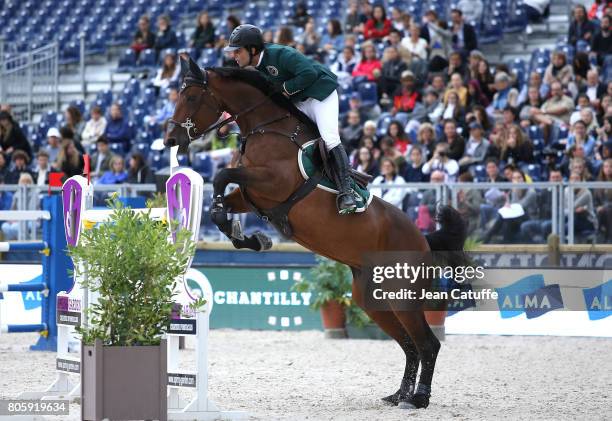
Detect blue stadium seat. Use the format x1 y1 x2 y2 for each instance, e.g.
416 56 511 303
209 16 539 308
358 83 378 107
338 94 350 116
139 49 156 68
473 164 487 182
523 164 542 181
192 153 213 181
109 143 124 155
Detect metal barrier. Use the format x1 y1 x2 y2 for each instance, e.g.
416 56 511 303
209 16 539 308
0 42 59 122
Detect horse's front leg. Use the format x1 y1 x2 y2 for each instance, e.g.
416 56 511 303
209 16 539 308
210 167 273 251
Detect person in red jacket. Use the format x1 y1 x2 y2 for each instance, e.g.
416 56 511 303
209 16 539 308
363 5 392 40
351 42 382 81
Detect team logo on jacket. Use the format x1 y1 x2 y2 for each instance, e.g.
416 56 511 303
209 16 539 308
266 65 279 76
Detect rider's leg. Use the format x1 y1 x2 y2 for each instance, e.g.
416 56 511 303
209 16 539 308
296 91 357 214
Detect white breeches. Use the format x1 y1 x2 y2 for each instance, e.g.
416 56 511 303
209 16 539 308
295 90 341 151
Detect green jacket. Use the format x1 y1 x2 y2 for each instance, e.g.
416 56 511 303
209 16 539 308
256 43 338 102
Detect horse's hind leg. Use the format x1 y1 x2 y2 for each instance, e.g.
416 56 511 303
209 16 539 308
351 270 419 406
393 309 440 409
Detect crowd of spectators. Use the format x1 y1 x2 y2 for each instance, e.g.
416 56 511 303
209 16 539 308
0 1 611 243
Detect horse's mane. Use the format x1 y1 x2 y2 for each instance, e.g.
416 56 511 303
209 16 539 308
208 67 318 131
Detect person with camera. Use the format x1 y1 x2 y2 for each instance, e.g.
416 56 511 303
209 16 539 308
421 142 459 182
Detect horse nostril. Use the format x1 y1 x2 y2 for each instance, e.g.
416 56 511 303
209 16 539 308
164 137 177 147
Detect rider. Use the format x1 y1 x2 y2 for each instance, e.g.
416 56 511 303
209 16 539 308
224 24 358 215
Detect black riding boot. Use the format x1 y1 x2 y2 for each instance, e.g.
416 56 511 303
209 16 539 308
329 144 357 214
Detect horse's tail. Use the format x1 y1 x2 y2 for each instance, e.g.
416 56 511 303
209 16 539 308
425 205 469 270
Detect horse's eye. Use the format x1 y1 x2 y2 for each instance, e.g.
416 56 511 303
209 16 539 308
186 95 197 102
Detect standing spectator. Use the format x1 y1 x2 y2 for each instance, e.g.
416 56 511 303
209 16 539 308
425 15 453 72
154 15 179 55
44 127 62 163
543 50 574 88
81 106 107 146
352 42 382 81
321 19 344 53
33 150 51 186
353 147 379 177
0 111 31 159
126 153 154 184
459 121 490 170
422 142 460 181
54 139 84 178
104 103 132 152
90 136 114 179
5 150 33 184
64 105 85 142
377 47 407 99
292 3 311 29
568 5 597 47
456 0 484 24
450 8 478 57
591 15 612 64
131 15 155 57
1 173 38 240
363 5 392 41
191 12 216 49
370 158 406 208
97 155 128 185
153 52 180 91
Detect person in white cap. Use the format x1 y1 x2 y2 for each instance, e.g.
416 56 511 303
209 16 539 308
44 127 62 164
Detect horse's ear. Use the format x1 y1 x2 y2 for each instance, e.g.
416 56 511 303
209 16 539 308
179 54 189 76
188 56 204 81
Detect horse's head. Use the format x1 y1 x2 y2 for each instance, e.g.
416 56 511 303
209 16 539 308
164 55 224 152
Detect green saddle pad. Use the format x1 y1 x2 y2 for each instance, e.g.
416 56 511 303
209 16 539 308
298 141 372 213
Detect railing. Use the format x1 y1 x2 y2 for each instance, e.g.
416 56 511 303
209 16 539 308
0 181 609 244
0 41 59 122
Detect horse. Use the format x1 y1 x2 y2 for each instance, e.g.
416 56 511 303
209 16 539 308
165 55 468 410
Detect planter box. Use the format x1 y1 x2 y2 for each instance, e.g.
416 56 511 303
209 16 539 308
346 323 391 340
82 339 167 421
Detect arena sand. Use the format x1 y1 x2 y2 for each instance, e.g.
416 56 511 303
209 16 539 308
0 331 610 421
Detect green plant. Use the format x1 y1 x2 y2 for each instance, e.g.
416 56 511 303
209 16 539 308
146 192 167 209
292 256 352 309
69 197 195 347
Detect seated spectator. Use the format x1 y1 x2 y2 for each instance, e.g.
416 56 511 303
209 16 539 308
210 123 239 151
262 30 274 43
414 122 437 160
588 0 612 20
529 81 575 139
370 158 406 208
44 127 62 163
389 8 405 32
60 126 84 155
400 23 428 61
216 16 241 63
352 42 382 81
131 15 155 57
363 5 392 41
321 19 344 52
468 105 493 134
430 74 447 97
523 0 550 24
442 119 466 160
519 86 545 128
353 147 380 177
566 119 597 158
5 150 33 184
568 4 596 47
598 115 612 143
457 0 484 24
360 121 379 146
418 170 446 232
444 51 469 82
191 12 216 49
54 139 84 178
292 3 311 29
594 158 612 242
90 136 114 179
154 15 178 55
450 8 478 57
517 71 547 104
565 170 597 240
441 90 466 124
391 71 419 115
147 87 178 126
33 151 50 186
64 105 85 142
444 72 469 107
296 19 320 56
104 103 132 152
459 122 490 169
378 47 407 100
127 153 154 184
579 69 606 108
591 15 612 65
476 59 495 101
520 168 563 243
403 146 428 182
330 46 359 85
153 52 180 91
490 72 519 119
97 155 128 185
387 121 410 154
494 124 534 165
564 155 594 180
484 157 507 182
345 0 364 34
422 142 460 181
425 14 453 72
1 173 37 240
481 168 537 243
0 111 31 159
456 171 483 235
543 50 574 88
572 51 591 85
421 87 444 125
341 111 363 152
379 136 407 173
81 106 107 146
275 26 296 48
467 79 490 108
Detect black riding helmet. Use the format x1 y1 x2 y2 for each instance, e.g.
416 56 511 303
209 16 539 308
224 24 264 57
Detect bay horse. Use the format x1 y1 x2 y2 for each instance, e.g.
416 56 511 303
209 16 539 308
165 56 467 410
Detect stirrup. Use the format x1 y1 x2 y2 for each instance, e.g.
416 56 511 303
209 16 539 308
336 193 357 215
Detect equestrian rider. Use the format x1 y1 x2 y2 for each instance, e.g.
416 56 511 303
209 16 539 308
224 24 358 215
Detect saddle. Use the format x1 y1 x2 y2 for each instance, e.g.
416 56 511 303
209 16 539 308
311 139 373 190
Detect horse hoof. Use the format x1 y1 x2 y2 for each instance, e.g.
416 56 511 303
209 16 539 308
381 390 406 406
253 231 273 251
398 393 430 409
